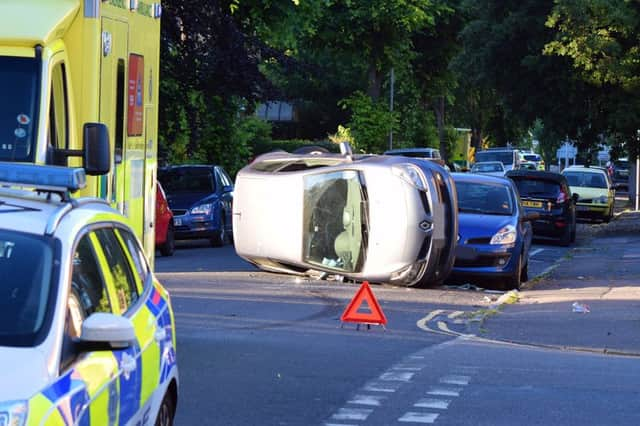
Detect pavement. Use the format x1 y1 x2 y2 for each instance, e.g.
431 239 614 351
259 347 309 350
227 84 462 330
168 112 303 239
478 207 640 356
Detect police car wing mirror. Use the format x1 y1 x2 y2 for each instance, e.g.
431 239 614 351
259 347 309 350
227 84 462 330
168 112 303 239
83 123 111 176
80 312 136 349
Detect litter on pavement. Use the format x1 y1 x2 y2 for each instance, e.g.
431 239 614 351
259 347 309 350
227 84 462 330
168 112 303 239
572 302 591 313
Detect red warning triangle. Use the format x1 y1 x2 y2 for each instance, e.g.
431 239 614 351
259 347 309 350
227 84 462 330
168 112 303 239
340 281 387 325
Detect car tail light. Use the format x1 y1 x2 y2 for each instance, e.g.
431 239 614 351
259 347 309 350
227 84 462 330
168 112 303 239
556 189 568 204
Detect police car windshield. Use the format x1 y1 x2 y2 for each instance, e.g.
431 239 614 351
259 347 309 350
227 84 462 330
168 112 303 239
0 230 53 347
0 56 40 162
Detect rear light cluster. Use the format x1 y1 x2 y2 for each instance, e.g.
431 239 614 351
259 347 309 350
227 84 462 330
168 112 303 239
556 189 568 204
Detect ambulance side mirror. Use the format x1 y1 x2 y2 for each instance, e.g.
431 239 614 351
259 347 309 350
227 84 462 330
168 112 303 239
83 123 111 176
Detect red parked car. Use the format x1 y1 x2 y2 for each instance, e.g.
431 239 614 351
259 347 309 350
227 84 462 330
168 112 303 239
156 181 175 256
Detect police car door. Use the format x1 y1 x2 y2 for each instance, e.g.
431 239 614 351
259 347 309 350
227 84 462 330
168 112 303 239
96 226 175 425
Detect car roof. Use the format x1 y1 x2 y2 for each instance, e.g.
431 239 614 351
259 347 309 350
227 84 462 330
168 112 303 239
506 169 567 183
562 166 606 174
452 172 512 185
384 147 439 154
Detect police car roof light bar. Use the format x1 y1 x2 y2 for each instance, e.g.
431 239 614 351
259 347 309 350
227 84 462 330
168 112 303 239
0 163 87 194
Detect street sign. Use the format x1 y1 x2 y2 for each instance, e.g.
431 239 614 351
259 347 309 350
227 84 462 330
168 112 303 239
557 143 577 159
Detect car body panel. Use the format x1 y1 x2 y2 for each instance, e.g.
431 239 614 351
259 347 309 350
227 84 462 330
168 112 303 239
0 169 178 426
506 170 576 244
449 173 532 289
562 166 614 221
234 150 457 286
159 165 234 243
155 182 174 248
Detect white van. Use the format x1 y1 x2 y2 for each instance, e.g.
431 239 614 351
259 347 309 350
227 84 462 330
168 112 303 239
474 148 520 172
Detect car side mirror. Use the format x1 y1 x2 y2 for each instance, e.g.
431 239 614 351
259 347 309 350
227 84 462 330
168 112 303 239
223 185 233 193
572 193 579 204
80 312 135 350
83 123 111 176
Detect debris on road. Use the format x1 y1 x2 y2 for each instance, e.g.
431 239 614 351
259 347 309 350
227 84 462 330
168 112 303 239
572 302 591 313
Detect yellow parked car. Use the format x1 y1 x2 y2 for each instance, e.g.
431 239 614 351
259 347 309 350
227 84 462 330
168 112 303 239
561 165 615 222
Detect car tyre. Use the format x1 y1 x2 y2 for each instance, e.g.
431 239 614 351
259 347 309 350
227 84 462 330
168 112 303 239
559 226 572 246
210 216 227 247
159 224 175 256
502 253 522 291
570 221 576 243
155 391 176 426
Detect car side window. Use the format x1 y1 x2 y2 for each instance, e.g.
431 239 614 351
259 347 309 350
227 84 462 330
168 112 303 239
71 234 112 317
219 168 233 187
94 228 139 313
117 228 150 289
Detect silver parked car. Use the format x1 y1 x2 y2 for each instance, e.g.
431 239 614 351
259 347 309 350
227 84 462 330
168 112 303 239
232 144 458 287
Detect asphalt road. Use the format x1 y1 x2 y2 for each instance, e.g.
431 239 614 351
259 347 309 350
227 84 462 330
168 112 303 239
155 208 640 426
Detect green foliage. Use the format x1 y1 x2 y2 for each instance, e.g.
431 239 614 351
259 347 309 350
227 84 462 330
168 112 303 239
340 92 399 153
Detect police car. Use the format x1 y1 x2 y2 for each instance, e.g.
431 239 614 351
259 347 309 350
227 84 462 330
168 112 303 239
0 164 178 425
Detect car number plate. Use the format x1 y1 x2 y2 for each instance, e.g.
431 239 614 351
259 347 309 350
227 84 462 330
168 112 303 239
174 217 182 226
522 200 543 208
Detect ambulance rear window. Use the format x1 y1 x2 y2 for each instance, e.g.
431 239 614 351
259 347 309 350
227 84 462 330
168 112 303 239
0 230 54 347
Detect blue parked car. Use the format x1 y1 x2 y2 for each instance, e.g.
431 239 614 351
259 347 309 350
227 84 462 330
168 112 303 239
158 165 234 247
449 173 537 290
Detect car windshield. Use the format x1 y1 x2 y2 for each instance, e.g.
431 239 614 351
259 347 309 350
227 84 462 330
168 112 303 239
475 151 513 165
159 168 216 193
386 150 440 159
303 170 369 273
472 163 503 173
563 171 607 189
523 154 541 162
0 56 41 162
512 178 560 198
456 181 514 215
0 230 54 347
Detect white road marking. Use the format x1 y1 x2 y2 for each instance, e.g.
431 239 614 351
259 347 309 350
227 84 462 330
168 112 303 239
347 395 386 406
325 424 358 426
529 248 544 257
380 371 415 382
427 387 462 397
414 398 451 410
409 355 425 360
331 408 373 421
447 311 464 319
439 375 470 386
393 365 424 371
363 381 402 393
398 412 439 423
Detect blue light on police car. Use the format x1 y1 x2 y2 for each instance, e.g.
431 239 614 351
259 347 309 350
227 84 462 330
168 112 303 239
0 163 86 192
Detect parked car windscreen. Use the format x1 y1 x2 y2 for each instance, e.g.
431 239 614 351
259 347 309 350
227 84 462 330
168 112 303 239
456 181 514 215
563 171 607 188
160 168 216 193
303 170 368 273
471 162 503 173
0 230 54 347
475 151 514 165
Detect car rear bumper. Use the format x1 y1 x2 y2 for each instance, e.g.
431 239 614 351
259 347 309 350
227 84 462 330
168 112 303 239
575 203 610 219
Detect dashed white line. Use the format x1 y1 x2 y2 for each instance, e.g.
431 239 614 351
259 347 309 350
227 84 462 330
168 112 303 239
439 375 470 386
398 412 439 423
530 248 544 257
427 387 462 397
363 381 402 393
347 395 386 406
331 408 373 421
414 398 451 410
380 371 415 382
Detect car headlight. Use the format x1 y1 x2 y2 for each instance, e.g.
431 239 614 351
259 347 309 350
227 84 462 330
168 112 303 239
392 164 426 191
490 225 517 245
595 196 608 204
190 203 213 215
0 400 28 426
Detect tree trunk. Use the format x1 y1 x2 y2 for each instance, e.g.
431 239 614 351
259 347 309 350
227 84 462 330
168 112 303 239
367 64 382 100
433 96 449 163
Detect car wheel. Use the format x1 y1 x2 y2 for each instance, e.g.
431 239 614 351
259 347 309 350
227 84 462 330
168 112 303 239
155 391 175 426
159 224 175 257
570 221 576 243
502 253 522 291
520 260 528 283
559 226 572 246
210 216 227 247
